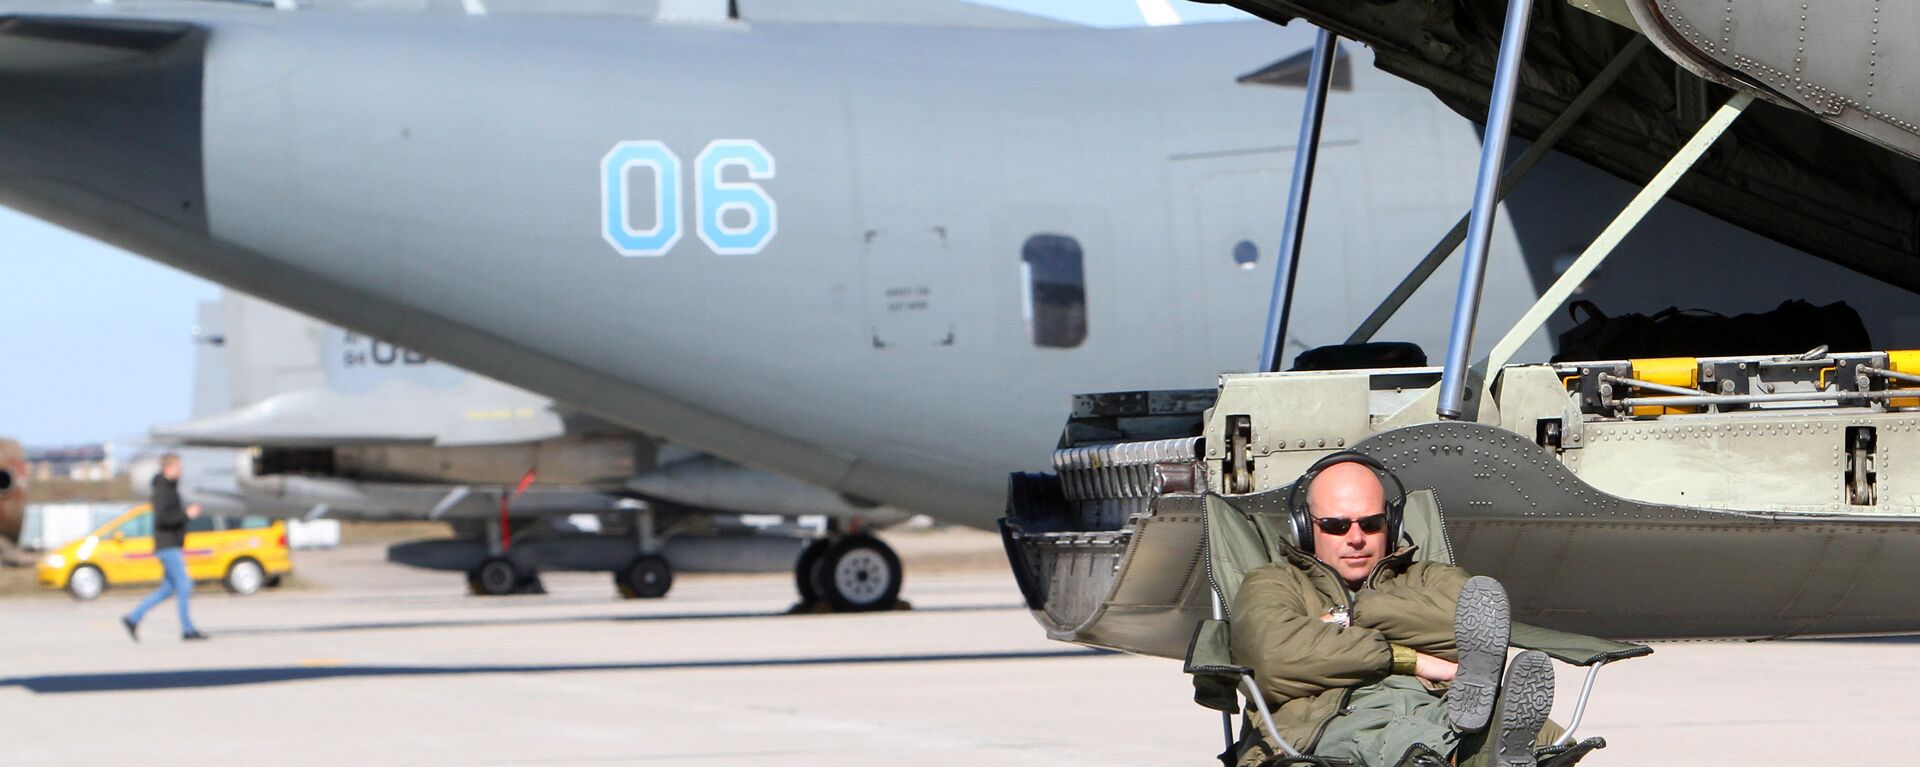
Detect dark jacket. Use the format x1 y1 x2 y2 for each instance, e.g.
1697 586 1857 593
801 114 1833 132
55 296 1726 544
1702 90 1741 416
151 474 188 550
1230 540 1471 757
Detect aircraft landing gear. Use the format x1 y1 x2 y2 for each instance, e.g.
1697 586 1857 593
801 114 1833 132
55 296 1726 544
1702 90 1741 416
615 554 673 599
468 556 543 596
794 533 904 612
612 505 676 599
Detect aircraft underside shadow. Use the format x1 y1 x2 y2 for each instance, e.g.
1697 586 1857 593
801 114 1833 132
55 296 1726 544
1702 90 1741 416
209 601 1023 638
0 647 1115 694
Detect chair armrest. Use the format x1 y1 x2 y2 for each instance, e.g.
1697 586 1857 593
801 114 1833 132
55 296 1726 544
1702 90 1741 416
1512 622 1652 667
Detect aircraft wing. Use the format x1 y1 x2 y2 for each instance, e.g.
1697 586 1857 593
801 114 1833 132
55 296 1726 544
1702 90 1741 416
186 473 626 521
1222 0 1920 293
154 388 566 448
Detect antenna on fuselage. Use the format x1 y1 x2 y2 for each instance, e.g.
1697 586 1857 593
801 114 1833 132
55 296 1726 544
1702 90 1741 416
656 0 738 23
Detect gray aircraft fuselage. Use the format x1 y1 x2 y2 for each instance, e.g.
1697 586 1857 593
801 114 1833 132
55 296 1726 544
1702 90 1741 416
2 4 1912 530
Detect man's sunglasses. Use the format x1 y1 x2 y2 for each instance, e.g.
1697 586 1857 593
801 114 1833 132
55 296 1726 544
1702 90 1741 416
1311 513 1389 536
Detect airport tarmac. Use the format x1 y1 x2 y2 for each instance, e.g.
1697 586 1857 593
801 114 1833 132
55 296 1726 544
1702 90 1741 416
1 529 1909 765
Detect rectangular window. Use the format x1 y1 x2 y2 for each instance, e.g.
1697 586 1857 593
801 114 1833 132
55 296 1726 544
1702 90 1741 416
117 513 153 539
1021 234 1088 349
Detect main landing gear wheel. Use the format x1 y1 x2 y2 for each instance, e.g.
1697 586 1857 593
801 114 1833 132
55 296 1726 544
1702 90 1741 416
615 554 674 599
793 538 830 605
807 534 903 612
67 564 105 601
469 556 525 596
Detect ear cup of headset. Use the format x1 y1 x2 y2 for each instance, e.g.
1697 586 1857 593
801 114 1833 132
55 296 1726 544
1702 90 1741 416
1286 451 1408 553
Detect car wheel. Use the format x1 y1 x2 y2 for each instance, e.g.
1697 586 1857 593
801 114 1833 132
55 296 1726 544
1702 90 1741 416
807 534 902 612
67 564 105 601
614 555 673 599
225 558 266 595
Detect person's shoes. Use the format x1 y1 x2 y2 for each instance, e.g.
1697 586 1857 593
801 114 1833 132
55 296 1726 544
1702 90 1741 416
181 630 210 641
120 616 139 643
1490 650 1555 767
1446 575 1512 733
1535 737 1607 767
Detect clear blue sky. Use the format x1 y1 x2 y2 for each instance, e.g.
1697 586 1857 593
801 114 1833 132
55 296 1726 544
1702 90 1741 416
0 1 1253 449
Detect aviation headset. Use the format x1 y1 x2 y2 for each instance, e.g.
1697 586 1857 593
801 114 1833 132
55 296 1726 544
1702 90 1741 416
1286 450 1409 554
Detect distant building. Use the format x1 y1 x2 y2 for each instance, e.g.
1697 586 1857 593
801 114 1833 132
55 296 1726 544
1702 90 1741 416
26 444 114 481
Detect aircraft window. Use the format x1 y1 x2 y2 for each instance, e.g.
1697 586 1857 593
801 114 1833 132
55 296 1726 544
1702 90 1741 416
1021 234 1088 349
1234 240 1259 270
116 513 153 539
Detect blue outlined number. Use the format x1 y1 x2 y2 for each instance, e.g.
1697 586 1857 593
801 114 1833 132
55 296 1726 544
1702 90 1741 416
696 140 777 256
601 140 777 257
601 141 684 257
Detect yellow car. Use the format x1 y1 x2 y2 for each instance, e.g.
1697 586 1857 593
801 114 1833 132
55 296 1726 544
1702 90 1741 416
36 504 293 601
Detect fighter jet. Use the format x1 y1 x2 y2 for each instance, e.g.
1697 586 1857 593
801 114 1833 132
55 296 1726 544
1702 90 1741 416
1 0 1915 616
161 290 891 600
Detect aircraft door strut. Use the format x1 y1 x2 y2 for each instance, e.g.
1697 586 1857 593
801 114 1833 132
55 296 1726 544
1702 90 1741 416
1436 0 1535 419
1480 91 1754 375
1259 28 1339 373
1345 37 1650 346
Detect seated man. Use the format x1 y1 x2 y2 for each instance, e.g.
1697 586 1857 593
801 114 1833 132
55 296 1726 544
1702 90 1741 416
1231 454 1559 767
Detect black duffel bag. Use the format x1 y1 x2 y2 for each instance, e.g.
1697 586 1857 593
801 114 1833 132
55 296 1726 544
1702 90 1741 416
1552 299 1873 363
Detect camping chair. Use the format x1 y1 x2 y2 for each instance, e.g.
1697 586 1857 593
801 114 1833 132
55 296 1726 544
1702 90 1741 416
1185 487 1653 767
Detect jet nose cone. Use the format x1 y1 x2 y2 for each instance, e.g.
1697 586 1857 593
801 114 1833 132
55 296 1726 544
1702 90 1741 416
0 16 208 239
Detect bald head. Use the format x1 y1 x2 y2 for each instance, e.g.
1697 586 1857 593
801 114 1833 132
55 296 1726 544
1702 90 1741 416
1305 461 1389 586
1306 461 1385 514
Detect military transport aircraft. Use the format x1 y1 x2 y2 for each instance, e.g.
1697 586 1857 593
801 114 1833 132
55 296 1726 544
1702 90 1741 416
0 0 1914 613
159 291 873 599
1002 0 1920 682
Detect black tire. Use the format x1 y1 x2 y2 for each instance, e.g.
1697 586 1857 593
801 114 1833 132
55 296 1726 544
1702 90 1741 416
67 564 106 601
614 555 673 599
471 556 522 596
807 534 902 612
224 557 267 595
793 538 830 604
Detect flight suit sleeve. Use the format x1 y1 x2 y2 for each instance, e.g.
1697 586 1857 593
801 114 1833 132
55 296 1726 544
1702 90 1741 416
1230 565 1393 703
1349 563 1472 659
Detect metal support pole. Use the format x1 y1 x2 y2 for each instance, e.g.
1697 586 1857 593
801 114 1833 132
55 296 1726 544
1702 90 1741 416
1259 28 1338 372
1346 37 1648 345
1555 661 1607 746
1482 91 1754 373
1436 0 1535 419
637 505 660 555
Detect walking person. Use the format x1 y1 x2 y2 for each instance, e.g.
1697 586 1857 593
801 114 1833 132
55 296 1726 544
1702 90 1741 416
122 454 207 642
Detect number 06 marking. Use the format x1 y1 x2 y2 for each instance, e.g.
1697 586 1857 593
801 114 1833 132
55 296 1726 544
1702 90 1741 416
601 139 777 257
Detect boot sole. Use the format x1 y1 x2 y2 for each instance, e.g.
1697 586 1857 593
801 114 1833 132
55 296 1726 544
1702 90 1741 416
1447 576 1511 732
1443 576 1505 734
1493 650 1555 767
